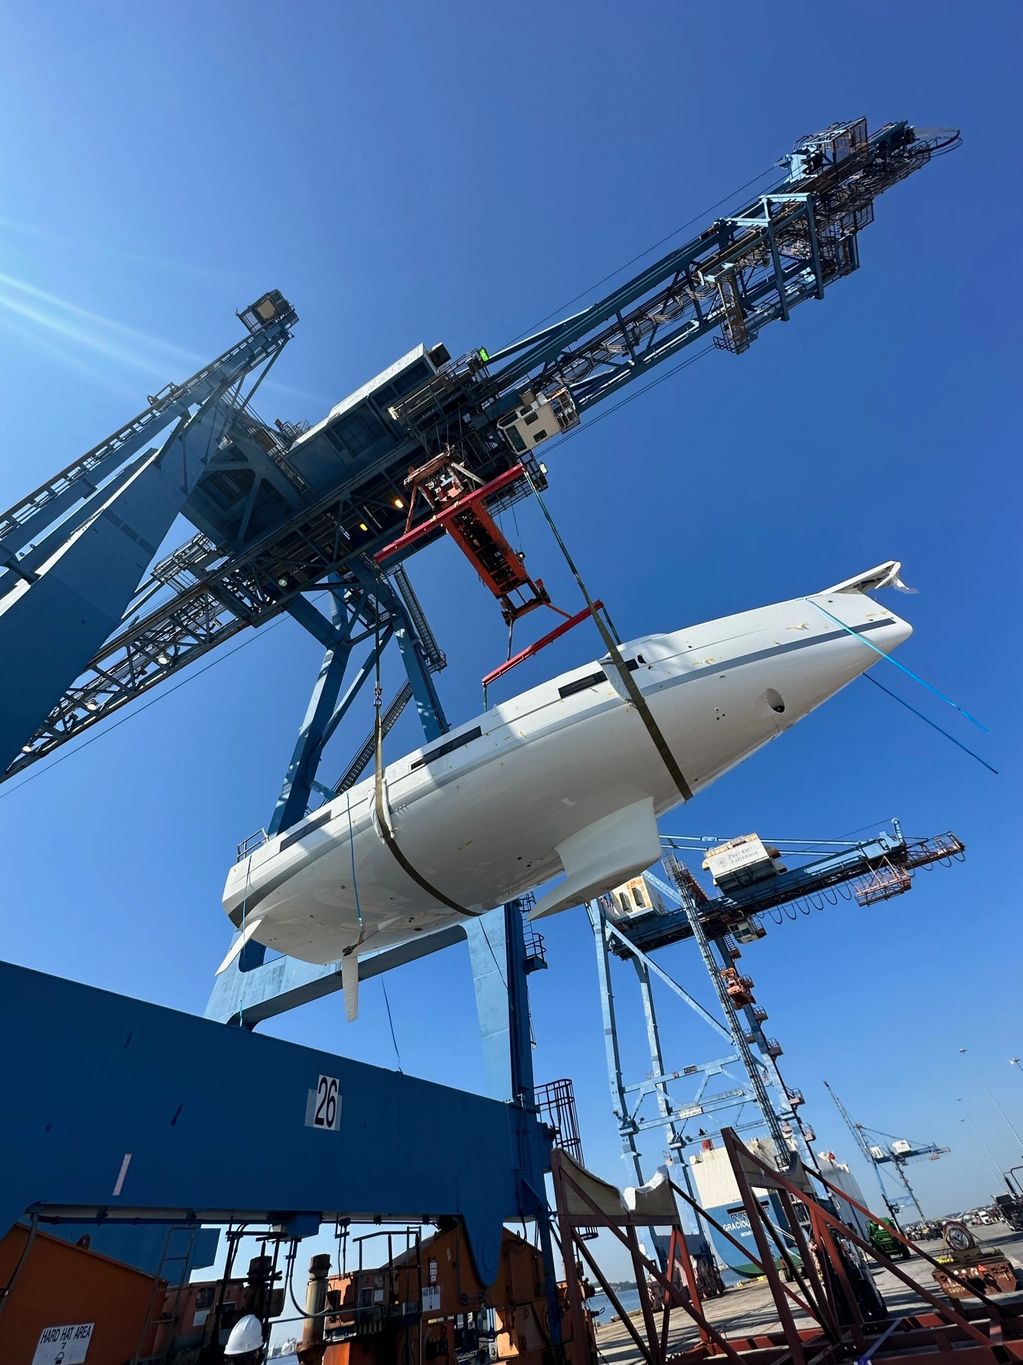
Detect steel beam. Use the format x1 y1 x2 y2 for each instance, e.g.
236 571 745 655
463 902 563 1346
665 859 788 1158
633 957 687 1155
603 916 735 1045
589 902 746 1173
464 905 535 1106
205 924 467 1028
0 442 161 591
268 594 384 837
0 318 291 558
586 901 760 1262
351 561 447 742
586 902 646 1187
0 959 530 1286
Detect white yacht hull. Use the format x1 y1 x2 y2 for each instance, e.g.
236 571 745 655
222 564 911 967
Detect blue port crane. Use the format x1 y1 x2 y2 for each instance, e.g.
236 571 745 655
825 1080 950 1224
0 117 959 826
587 825 964 1196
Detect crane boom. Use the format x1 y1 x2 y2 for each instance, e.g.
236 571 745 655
824 1081 878 1167
825 1080 906 1219
397 118 959 438
0 118 960 781
480 121 956 405
616 832 965 953
0 293 298 580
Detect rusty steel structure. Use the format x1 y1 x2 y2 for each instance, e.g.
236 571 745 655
555 1132 1023 1365
299 1223 594 1365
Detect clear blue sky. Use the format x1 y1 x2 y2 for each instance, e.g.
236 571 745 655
1 0 1020 1268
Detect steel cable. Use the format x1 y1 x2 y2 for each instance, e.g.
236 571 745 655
503 166 778 346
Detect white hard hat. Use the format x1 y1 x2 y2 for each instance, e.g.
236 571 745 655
224 1314 265 1357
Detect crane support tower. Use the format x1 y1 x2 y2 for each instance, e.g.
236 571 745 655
1 117 959 822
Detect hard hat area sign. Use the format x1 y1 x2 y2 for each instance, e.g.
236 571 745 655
32 1322 94 1364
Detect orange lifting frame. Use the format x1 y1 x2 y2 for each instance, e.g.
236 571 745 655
377 459 602 691
375 463 547 621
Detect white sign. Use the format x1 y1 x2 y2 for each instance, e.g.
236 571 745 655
422 1286 442 1312
706 835 768 878
307 1074 341 1131
32 1323 93 1364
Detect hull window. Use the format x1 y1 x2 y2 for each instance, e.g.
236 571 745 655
410 726 483 772
280 808 334 851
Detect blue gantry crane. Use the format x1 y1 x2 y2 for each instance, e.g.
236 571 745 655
1 117 959 818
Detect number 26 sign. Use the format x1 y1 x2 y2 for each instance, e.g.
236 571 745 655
308 1074 341 1132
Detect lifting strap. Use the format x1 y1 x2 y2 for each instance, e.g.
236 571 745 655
372 674 485 918
596 609 694 802
369 464 697 916
526 474 693 802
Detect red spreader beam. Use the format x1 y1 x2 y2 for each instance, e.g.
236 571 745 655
482 602 603 690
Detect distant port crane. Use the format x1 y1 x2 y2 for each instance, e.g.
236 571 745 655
825 1080 950 1223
